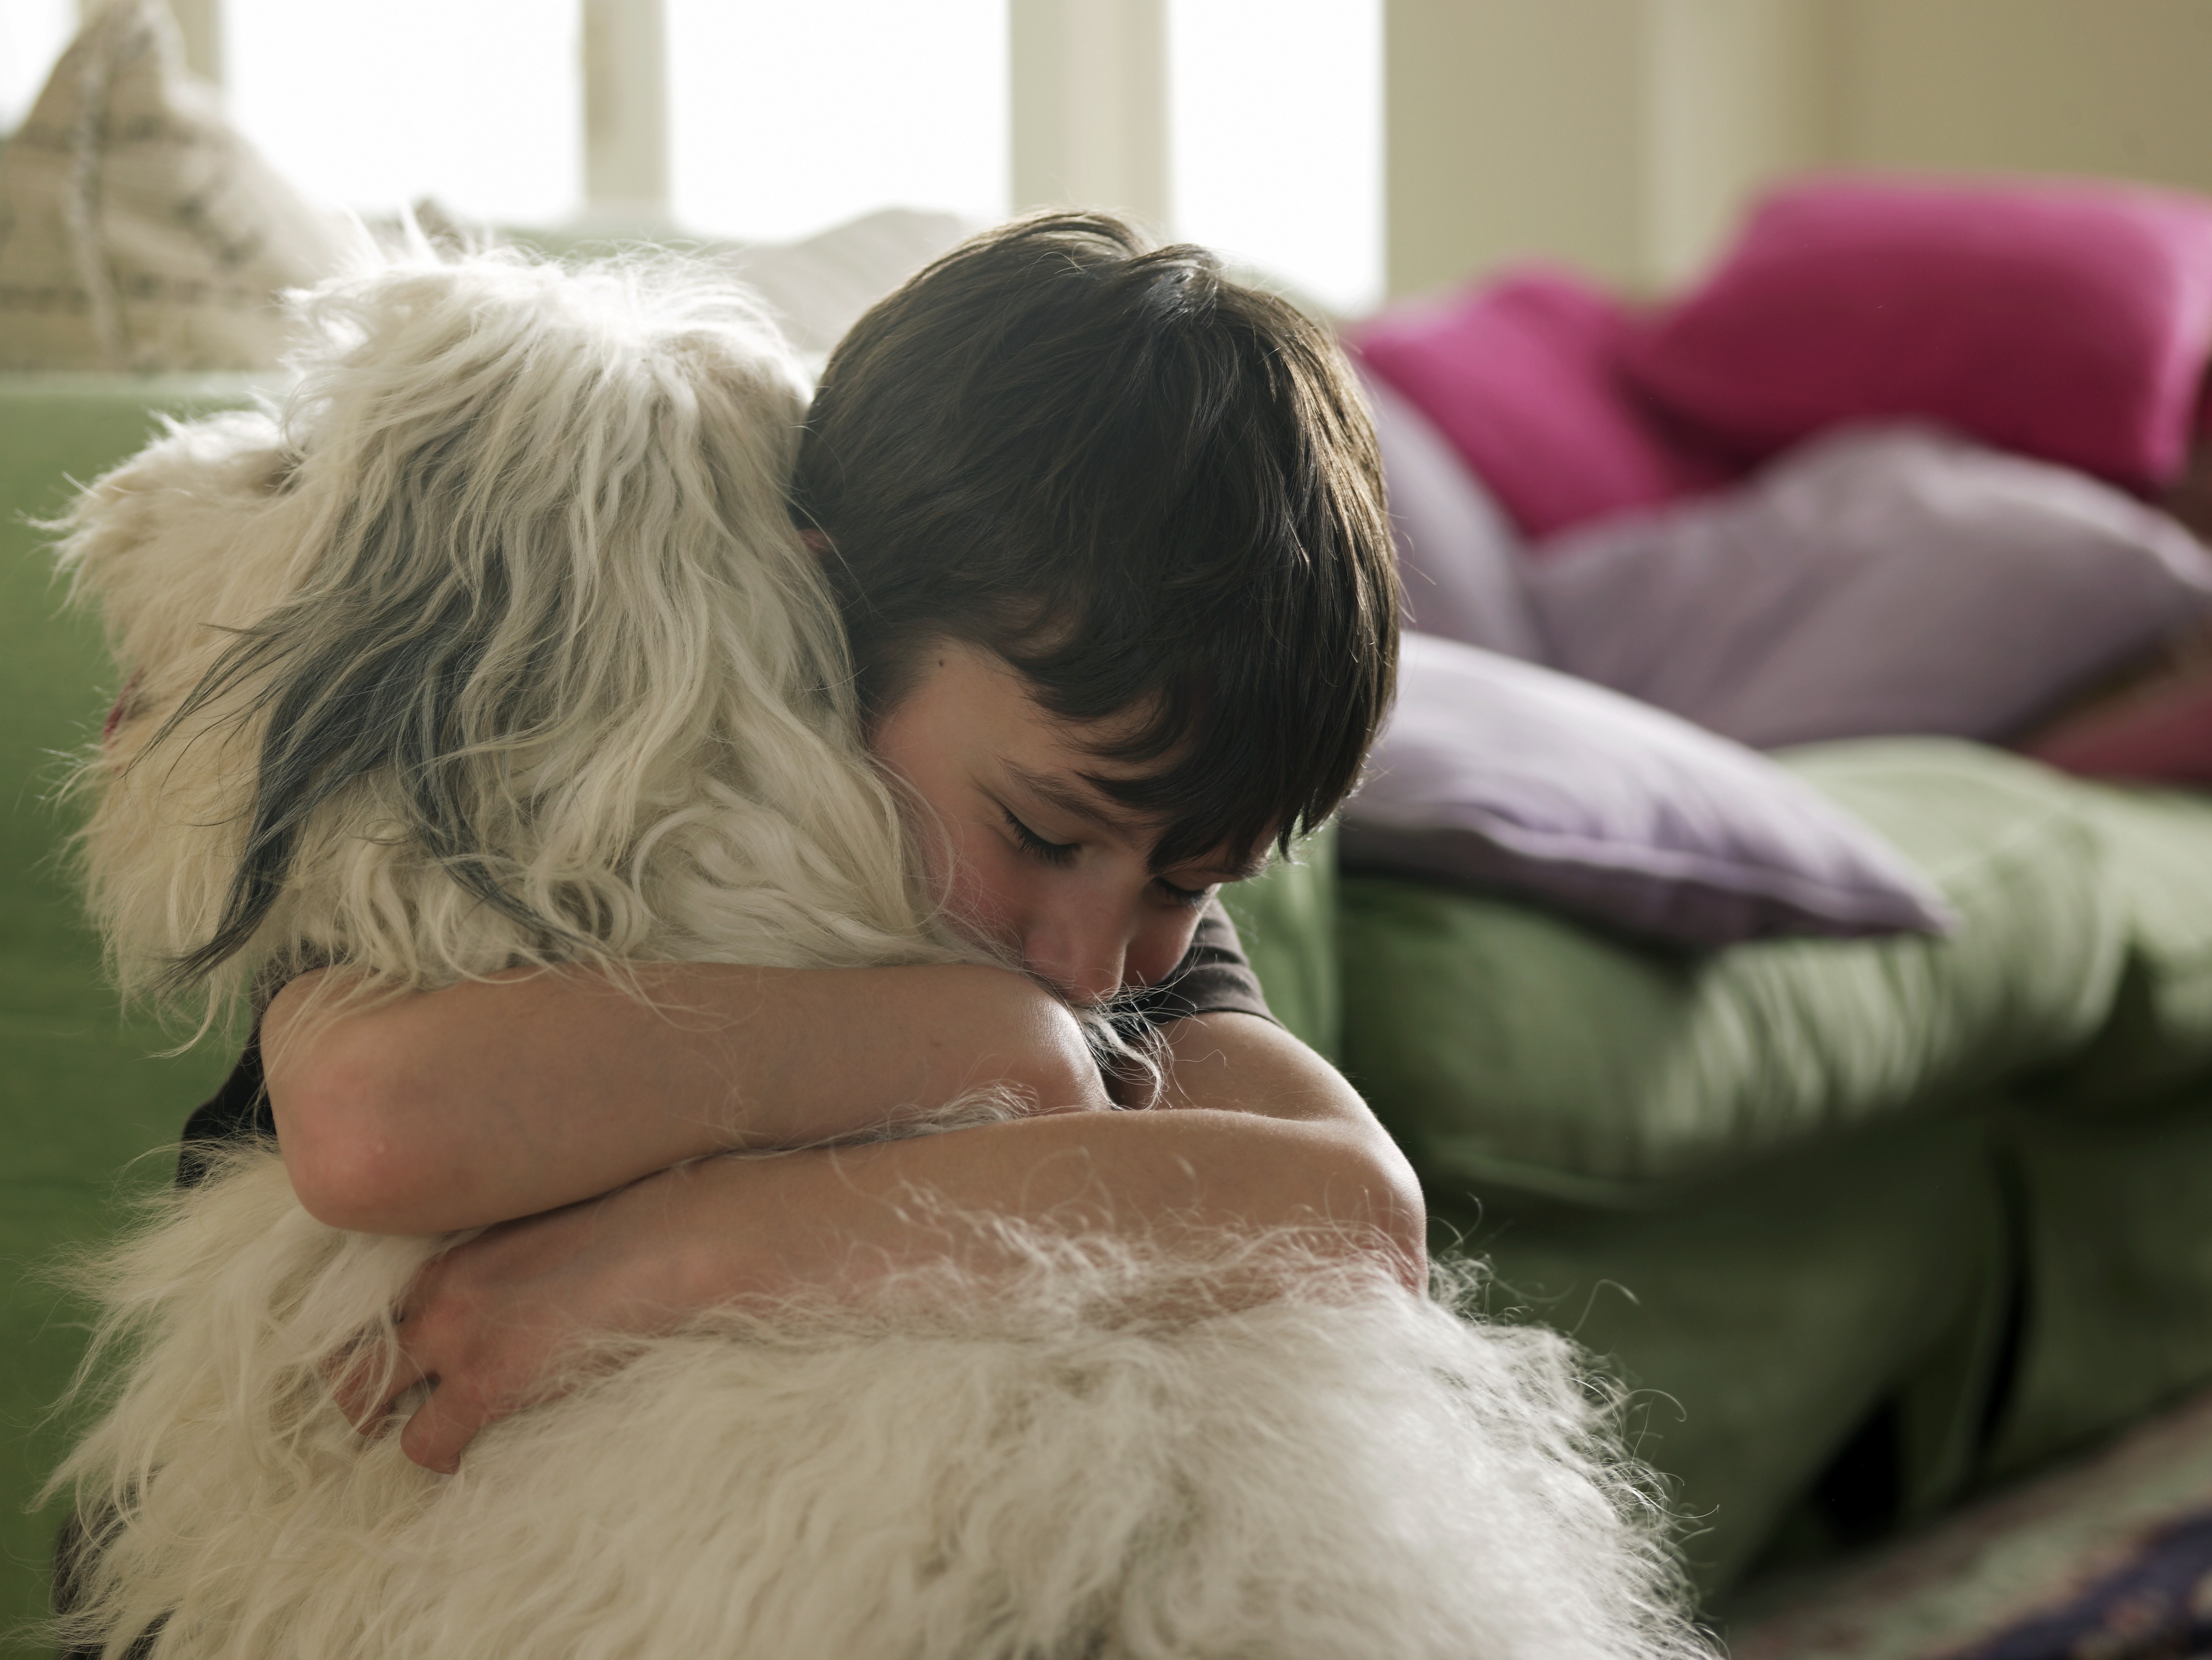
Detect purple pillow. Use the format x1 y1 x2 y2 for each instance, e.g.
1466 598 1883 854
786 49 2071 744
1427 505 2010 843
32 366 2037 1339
1359 368 1544 660
1341 633 1955 948
1526 425 2212 750
1625 174 2212 491
1348 267 1731 539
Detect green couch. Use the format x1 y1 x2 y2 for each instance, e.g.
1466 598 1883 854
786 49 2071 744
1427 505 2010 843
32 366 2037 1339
6 378 2212 1647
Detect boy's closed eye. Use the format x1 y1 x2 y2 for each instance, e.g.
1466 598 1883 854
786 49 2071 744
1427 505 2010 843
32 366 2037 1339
1000 807 1218 909
1153 874 1218 910
1002 806 1078 867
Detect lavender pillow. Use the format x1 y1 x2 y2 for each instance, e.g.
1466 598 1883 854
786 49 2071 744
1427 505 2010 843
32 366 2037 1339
1359 368 1545 660
1527 425 2212 750
1342 633 1955 947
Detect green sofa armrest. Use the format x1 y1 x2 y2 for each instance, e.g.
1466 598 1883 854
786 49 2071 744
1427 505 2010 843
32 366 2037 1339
1 374 266 1641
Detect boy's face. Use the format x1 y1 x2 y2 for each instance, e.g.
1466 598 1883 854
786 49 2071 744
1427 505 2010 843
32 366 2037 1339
869 641 1263 1005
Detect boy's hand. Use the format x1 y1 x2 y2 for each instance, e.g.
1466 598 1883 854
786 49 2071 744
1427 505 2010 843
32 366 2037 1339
334 1159 767 1474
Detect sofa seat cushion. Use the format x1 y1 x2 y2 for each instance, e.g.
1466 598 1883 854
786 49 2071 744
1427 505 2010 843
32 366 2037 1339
1455 1112 2010 1592
1340 739 2123 1199
1990 1086 2212 1479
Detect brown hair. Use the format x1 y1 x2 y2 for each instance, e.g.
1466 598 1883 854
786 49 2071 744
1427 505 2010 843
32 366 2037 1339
793 211 1398 867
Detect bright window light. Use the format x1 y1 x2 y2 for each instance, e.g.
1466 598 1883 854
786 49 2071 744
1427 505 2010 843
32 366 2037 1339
1168 0 1383 315
224 0 583 225
666 0 1007 244
0 0 77 134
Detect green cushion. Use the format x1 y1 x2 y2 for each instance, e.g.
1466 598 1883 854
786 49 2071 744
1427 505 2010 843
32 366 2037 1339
2024 782 2212 1113
1991 1083 2212 1478
1994 786 2212 1470
1457 1110 2010 1593
1339 739 2124 1200
0 376 261 1647
1217 821 1340 1063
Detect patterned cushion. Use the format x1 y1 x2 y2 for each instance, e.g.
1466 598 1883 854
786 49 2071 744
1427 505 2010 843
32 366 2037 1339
0 0 352 370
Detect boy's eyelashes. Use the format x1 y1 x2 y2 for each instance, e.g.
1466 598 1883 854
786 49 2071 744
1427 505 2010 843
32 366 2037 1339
1154 878 1216 910
1002 807 1078 867
998 806 1216 908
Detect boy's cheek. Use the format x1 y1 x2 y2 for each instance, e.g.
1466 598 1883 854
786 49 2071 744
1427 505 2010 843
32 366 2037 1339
932 829 1026 957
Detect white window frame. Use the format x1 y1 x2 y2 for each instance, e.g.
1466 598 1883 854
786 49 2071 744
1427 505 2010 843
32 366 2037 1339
67 0 1167 236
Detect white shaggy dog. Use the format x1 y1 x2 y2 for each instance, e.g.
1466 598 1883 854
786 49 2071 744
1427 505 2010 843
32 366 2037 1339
46 250 1707 1660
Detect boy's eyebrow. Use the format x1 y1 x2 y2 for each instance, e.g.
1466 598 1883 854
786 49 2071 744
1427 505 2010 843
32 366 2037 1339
1003 762 1127 835
1004 762 1268 883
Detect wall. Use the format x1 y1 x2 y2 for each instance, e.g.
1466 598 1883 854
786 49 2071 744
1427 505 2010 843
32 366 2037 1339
1385 0 2212 301
1832 0 2212 189
1385 0 1654 298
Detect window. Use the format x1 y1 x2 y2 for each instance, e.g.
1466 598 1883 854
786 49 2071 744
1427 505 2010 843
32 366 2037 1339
0 0 74 133
223 0 583 225
666 0 1007 243
1 0 1384 308
1168 0 1383 314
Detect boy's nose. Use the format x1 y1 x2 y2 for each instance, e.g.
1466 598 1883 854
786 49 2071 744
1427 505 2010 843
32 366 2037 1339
1024 915 1130 1007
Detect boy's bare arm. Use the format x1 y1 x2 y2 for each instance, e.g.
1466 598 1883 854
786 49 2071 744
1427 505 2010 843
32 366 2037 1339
263 963 1110 1235
354 1066 1427 1473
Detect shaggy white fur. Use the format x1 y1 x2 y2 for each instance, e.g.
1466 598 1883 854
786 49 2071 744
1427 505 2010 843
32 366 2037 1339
63 251 952 1020
46 248 1710 1660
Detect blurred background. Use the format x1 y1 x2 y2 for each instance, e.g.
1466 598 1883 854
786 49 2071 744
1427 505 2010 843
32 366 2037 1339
9 0 2212 315
11 6 2212 1647
2 0 1384 309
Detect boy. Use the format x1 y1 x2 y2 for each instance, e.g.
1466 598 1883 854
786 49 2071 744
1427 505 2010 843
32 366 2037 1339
226 214 1417 1472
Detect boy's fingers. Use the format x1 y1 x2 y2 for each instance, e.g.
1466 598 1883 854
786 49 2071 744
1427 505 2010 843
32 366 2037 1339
398 1382 481 1475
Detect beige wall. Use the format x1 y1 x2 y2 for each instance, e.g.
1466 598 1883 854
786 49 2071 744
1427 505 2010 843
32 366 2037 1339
1386 0 2212 301
1832 0 2212 188
1643 0 1829 286
1386 0 1653 297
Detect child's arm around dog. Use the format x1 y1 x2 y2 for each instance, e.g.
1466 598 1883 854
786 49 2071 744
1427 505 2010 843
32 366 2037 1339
348 1006 1418 1476
262 959 1115 1234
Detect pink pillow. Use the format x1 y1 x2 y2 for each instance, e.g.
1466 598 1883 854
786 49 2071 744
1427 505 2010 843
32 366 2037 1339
2025 666 2212 785
1625 175 2212 491
1348 267 1731 539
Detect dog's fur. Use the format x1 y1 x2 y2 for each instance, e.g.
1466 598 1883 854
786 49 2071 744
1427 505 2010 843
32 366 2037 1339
46 249 1707 1660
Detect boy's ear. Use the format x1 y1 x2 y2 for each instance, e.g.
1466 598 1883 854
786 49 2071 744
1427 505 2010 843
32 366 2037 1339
800 529 833 555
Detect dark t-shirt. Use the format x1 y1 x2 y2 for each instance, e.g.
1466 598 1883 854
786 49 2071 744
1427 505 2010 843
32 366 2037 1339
176 899 1273 1183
